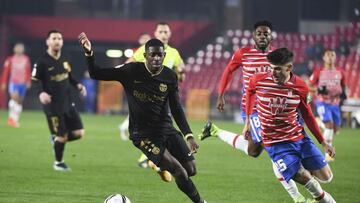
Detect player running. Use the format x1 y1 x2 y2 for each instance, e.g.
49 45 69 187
1 42 31 128
79 33 207 203
200 21 310 202
309 50 346 162
243 48 336 203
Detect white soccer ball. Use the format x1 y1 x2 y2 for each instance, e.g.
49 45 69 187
104 194 131 203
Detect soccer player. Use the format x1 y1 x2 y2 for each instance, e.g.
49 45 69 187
1 42 31 128
309 50 346 162
32 30 86 171
79 33 206 203
119 22 185 173
200 21 309 202
243 47 336 203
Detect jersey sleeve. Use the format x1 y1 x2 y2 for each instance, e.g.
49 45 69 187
31 60 45 95
245 74 259 115
25 56 31 84
218 49 243 94
309 69 320 86
133 45 146 62
86 54 131 83
168 77 192 136
173 49 184 69
1 57 11 85
297 81 324 144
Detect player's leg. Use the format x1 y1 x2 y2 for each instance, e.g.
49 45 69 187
199 121 249 155
316 102 335 161
65 106 85 142
300 136 336 202
7 83 24 127
45 114 70 171
159 149 205 203
167 132 197 177
119 115 129 140
271 161 310 203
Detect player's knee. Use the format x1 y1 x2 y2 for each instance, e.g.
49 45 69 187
173 165 188 179
187 165 197 177
247 150 261 158
55 136 67 143
74 129 85 139
315 171 333 183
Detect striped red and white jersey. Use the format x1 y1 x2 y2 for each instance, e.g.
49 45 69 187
1 54 31 85
309 67 346 105
218 46 273 112
246 72 324 146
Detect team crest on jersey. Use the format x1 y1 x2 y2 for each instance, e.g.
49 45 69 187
159 83 167 92
306 93 312 104
63 62 71 72
268 97 287 115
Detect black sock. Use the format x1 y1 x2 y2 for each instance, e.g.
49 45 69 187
54 141 65 162
67 131 81 141
175 177 201 203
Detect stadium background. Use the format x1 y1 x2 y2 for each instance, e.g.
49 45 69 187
1 0 360 202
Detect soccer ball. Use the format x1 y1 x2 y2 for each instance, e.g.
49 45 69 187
104 194 131 203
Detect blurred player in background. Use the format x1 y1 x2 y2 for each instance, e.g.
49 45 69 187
309 50 346 162
119 22 185 176
81 71 97 113
32 30 86 171
79 33 207 203
200 21 311 203
243 48 336 203
1 42 31 128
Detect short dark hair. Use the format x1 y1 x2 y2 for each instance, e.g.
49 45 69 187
47 30 62 39
145 38 164 50
254 20 273 30
266 48 294 65
156 22 170 28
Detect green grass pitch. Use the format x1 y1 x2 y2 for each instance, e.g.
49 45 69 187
0 110 359 203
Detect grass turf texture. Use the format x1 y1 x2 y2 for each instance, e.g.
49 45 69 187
0 110 359 203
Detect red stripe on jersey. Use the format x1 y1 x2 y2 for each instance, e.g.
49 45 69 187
218 46 273 113
246 72 324 146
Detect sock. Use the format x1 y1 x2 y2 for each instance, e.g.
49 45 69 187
175 177 201 203
272 162 304 201
323 128 334 147
54 140 65 162
8 99 16 120
12 102 22 122
304 177 333 202
218 129 249 155
120 116 129 131
67 131 81 141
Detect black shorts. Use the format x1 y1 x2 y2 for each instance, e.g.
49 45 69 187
132 131 194 166
45 106 83 137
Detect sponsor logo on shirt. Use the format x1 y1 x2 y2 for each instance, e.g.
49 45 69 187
269 97 287 115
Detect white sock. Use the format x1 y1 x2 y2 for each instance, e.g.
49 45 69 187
272 162 303 200
323 128 334 147
218 129 248 155
8 99 16 120
119 115 129 140
304 177 336 202
13 102 23 122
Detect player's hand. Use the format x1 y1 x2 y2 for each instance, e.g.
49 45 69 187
216 94 225 112
39 92 51 104
78 32 92 54
186 136 199 154
241 118 251 140
77 84 87 97
321 141 335 158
